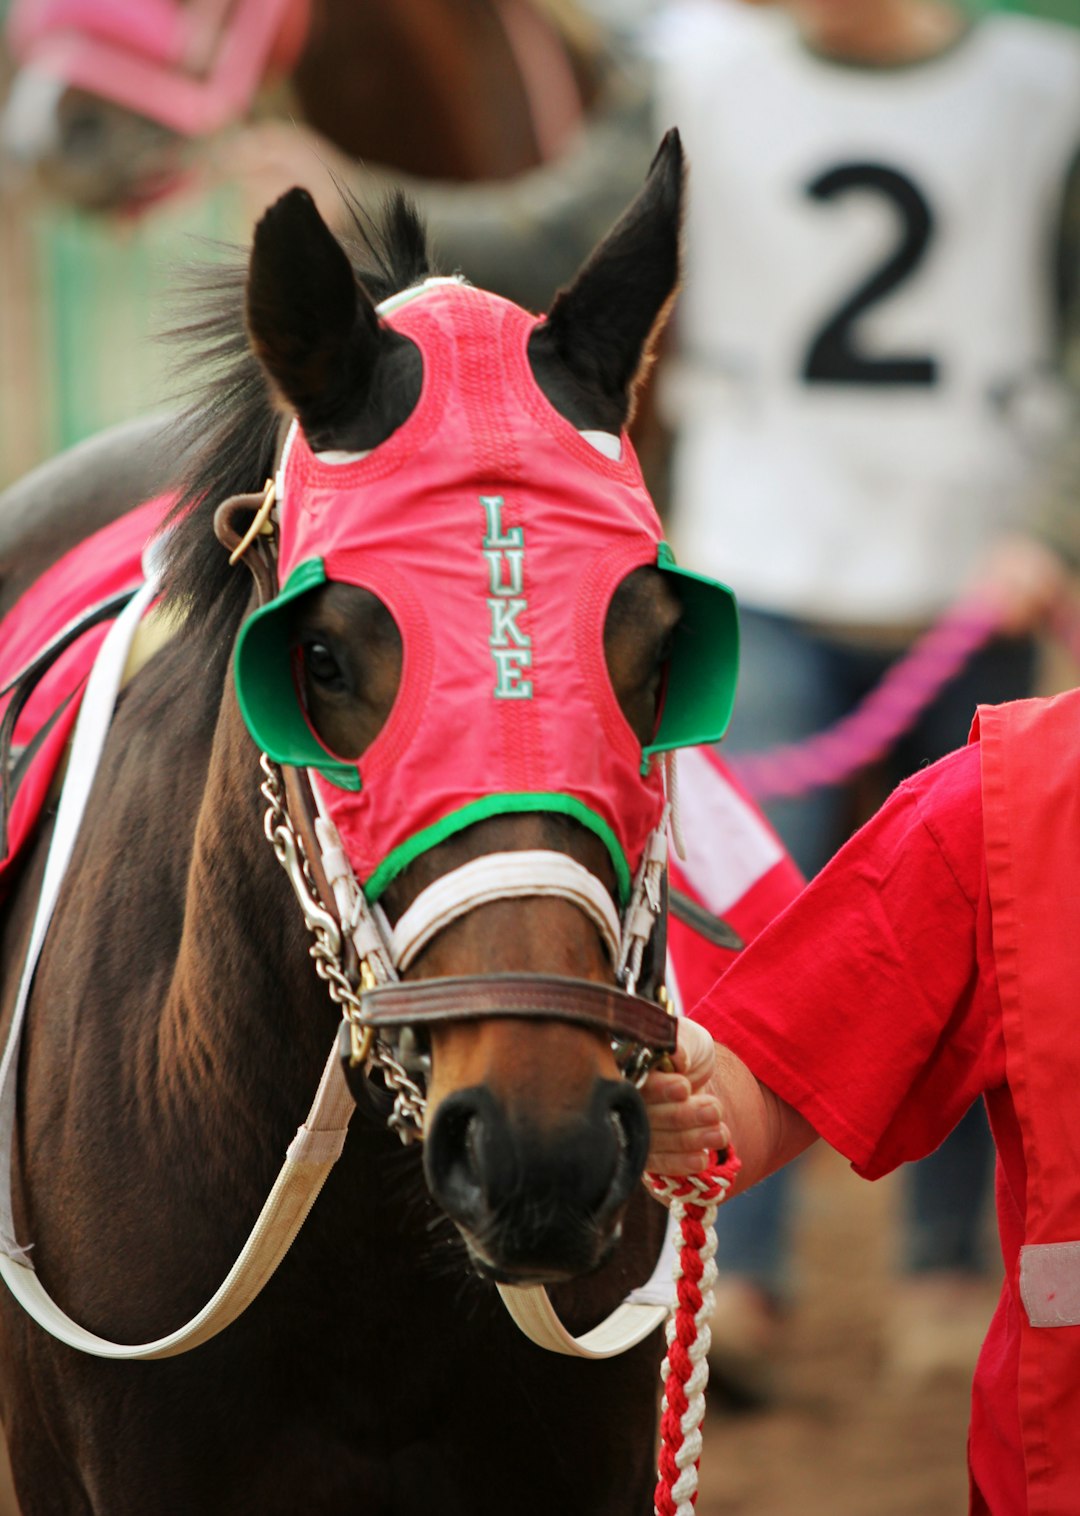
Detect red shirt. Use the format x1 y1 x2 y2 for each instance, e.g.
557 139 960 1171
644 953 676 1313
694 741 1026 1515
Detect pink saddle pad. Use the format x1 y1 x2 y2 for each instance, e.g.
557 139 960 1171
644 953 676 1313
0 494 174 898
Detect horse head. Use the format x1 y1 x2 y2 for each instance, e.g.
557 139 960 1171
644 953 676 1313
200 131 737 1289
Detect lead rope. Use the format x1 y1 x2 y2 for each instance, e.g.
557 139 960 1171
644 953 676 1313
641 754 736 1514
645 1149 742 1516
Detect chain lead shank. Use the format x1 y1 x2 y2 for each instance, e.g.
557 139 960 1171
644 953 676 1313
259 754 426 1141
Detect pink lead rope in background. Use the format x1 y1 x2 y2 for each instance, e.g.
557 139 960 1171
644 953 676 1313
731 599 1008 801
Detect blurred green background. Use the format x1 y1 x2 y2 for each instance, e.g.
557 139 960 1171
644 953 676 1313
964 0 1078 18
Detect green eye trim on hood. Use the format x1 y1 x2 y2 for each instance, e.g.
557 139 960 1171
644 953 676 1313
234 557 362 791
642 542 740 762
234 544 740 789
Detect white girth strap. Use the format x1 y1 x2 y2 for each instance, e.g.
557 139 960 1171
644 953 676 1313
0 567 358 1359
495 1287 668 1359
383 851 622 972
0 1043 354 1358
0 574 163 1263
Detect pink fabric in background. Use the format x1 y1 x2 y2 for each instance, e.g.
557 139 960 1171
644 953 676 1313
9 0 186 64
6 0 306 138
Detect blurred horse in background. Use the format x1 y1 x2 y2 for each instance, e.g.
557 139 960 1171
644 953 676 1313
0 0 639 489
0 0 602 210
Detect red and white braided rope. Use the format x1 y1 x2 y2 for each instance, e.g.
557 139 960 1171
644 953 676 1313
645 1148 742 1516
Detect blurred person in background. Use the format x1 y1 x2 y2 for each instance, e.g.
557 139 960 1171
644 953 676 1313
654 0 1080 1398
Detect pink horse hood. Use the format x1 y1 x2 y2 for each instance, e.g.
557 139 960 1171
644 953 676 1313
243 281 670 904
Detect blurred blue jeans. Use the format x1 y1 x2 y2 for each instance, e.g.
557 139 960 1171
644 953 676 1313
715 607 1035 1294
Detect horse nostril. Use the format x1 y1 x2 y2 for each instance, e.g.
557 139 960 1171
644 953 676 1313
424 1088 505 1230
426 1082 651 1223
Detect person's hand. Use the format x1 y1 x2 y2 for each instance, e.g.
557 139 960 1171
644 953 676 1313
968 534 1069 637
641 1018 729 1176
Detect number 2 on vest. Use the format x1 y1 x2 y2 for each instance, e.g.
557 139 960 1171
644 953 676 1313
801 162 939 388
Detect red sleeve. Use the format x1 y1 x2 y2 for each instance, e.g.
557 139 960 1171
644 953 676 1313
692 743 1005 1180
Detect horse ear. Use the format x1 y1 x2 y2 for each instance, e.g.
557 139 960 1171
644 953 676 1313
541 129 683 424
245 187 381 445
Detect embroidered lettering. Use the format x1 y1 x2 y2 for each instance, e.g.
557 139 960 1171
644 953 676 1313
483 548 524 597
481 495 533 699
492 648 533 699
488 597 530 649
481 496 523 549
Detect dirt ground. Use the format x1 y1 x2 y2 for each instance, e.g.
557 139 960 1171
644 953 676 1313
695 1145 990 1516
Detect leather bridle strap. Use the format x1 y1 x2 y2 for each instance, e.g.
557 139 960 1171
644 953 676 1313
359 973 677 1052
364 977 678 1359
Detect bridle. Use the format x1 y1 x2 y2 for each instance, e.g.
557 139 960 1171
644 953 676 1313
215 473 680 1146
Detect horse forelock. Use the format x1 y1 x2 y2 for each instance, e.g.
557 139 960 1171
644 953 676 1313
158 189 435 639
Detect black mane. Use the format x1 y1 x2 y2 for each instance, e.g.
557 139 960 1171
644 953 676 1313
159 191 434 643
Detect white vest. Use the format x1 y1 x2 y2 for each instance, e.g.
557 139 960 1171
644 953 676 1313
655 9 1080 624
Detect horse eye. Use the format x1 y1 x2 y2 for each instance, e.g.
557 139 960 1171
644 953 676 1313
303 640 347 692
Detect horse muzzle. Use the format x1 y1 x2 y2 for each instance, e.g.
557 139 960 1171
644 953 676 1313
423 1076 650 1285
353 972 673 1282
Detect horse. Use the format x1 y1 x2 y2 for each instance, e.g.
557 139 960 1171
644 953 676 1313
0 131 738 1514
0 0 601 211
